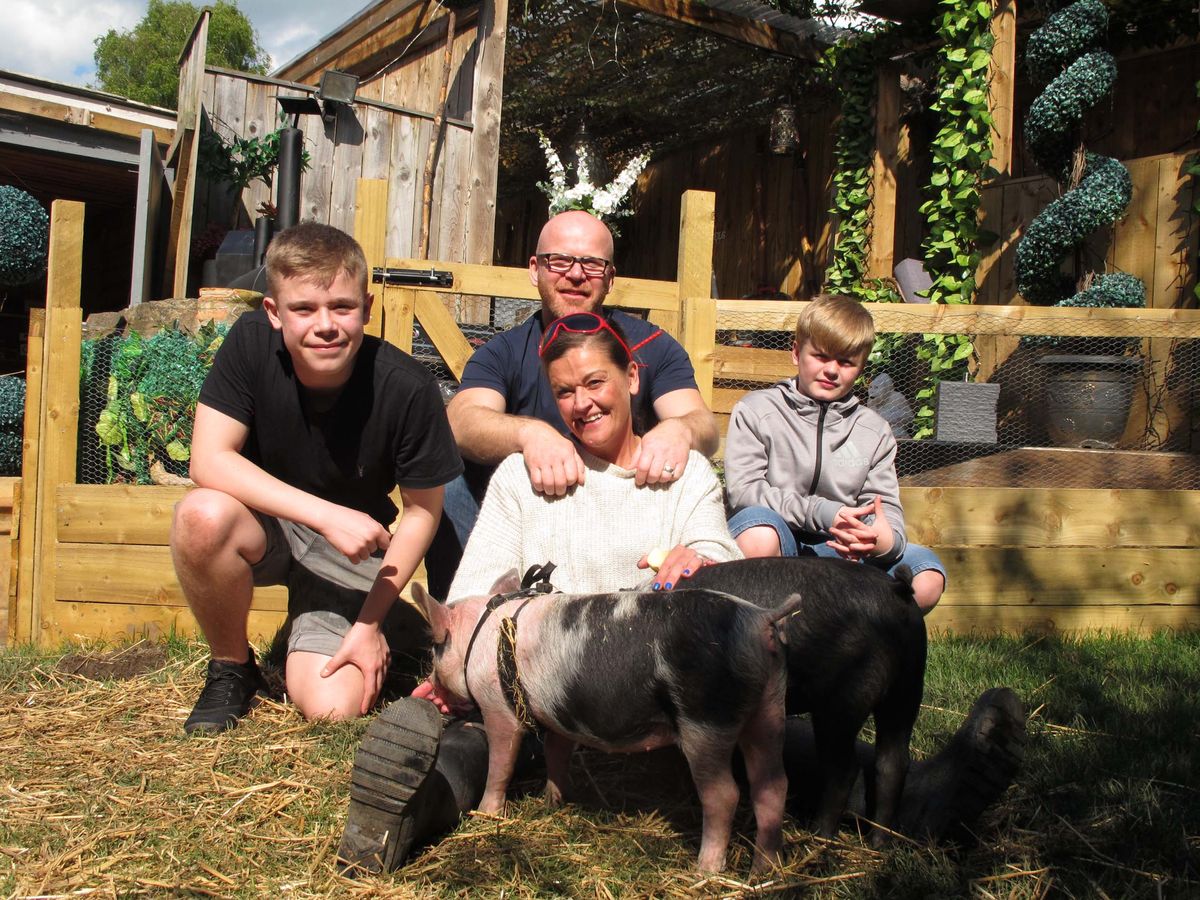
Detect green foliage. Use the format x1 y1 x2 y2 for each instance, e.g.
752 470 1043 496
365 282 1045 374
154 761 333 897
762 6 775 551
910 0 996 438
823 39 880 296
85 322 226 484
198 114 310 224
92 0 268 109
0 186 49 287
1014 0 1144 346
0 376 25 476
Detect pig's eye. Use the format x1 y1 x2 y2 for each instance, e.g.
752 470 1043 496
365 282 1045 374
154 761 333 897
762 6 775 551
431 637 449 658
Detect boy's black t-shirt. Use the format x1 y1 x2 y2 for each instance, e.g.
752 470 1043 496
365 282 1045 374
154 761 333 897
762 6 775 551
198 309 463 527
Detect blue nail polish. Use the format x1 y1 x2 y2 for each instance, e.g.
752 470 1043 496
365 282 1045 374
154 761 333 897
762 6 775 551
664 582 672 590
653 582 660 590
682 569 691 576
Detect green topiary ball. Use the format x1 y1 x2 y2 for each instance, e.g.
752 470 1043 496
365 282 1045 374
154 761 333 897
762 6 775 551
0 376 25 476
0 186 50 287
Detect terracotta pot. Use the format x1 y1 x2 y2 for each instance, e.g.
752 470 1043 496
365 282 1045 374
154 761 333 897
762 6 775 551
1037 354 1141 448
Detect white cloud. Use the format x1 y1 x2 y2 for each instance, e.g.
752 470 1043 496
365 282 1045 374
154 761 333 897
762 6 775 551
0 0 358 88
0 0 141 85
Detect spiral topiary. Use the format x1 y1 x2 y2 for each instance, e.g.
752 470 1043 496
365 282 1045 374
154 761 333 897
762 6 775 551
1014 0 1145 316
0 186 50 287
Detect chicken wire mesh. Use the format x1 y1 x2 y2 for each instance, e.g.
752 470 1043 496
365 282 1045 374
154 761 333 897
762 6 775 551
71 299 1200 492
717 305 1200 491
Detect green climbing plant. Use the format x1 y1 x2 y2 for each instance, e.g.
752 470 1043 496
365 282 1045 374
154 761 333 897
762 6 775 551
820 36 907 383
910 0 997 439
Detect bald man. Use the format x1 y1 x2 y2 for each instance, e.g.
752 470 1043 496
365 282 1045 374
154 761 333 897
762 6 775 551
424 210 718 597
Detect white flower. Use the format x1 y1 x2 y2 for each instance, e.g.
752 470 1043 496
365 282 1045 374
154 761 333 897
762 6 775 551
536 131 650 226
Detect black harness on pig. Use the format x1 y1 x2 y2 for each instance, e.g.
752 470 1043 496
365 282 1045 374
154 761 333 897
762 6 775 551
462 562 558 732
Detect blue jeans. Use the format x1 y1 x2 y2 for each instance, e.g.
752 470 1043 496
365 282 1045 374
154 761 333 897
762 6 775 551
727 505 947 581
424 472 486 600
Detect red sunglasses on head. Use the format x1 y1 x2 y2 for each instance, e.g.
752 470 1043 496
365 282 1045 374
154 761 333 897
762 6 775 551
537 312 663 362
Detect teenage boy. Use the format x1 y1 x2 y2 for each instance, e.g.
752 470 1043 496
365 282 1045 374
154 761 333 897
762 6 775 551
171 222 462 734
724 293 946 612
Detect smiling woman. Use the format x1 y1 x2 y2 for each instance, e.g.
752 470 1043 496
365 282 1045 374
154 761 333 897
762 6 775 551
446 313 741 602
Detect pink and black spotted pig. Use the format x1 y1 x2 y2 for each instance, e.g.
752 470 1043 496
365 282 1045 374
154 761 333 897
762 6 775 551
412 572 802 873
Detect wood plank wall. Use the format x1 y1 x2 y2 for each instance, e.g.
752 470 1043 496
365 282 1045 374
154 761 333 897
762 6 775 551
496 106 839 298
196 70 480 265
975 150 1199 311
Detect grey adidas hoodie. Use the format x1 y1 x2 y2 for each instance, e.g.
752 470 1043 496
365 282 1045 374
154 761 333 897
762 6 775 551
724 378 907 564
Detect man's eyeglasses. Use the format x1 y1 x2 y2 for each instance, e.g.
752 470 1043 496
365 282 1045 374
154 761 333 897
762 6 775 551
536 253 611 278
538 312 662 362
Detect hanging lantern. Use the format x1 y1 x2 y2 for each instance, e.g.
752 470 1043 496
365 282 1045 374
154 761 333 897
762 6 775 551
769 103 800 156
571 121 610 185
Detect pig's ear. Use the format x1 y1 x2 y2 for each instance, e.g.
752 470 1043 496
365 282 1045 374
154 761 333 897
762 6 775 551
412 582 450 645
489 569 522 596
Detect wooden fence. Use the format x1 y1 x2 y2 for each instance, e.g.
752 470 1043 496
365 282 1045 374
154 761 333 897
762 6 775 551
7 187 1200 648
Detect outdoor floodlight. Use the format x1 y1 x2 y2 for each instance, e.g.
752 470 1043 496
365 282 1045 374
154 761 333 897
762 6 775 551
317 70 360 125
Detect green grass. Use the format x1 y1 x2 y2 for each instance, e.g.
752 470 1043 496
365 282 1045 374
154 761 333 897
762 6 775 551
1 632 1197 898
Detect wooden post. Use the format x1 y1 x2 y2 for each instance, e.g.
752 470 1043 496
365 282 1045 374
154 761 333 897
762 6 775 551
11 309 44 643
354 178 389 338
163 11 209 299
464 0 508 269
676 190 716 404
32 201 85 645
867 62 901 280
383 287 417 354
988 0 1018 177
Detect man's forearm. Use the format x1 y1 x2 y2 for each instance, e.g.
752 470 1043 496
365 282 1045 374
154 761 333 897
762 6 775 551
449 404 541 465
673 407 720 458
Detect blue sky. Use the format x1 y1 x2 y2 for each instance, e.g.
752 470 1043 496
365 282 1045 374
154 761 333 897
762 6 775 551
0 1 360 89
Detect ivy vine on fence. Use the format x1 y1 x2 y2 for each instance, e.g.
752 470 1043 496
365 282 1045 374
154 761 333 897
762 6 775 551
910 0 996 438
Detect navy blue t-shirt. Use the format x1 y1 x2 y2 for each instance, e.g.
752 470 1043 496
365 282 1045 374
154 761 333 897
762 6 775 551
199 309 463 527
457 309 698 438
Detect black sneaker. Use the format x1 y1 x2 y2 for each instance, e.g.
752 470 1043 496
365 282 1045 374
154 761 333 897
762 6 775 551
338 697 443 874
184 652 268 735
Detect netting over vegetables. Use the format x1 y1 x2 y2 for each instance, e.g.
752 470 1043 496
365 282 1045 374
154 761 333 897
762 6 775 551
79 323 228 485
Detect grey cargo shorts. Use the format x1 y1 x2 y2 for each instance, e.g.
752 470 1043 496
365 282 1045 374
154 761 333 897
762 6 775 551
251 513 428 672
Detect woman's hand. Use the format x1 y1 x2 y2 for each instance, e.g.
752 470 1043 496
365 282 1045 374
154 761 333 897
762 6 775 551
637 544 710 591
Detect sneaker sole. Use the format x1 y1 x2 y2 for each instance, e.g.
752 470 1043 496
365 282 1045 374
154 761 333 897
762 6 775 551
338 697 443 874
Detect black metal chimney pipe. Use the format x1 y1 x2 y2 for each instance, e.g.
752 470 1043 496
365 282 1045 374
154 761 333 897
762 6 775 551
253 215 273 266
276 127 303 233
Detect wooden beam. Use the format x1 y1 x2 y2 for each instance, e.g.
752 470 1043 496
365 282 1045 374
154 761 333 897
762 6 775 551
0 93 175 146
929 603 1200 635
57 485 189 545
355 178 390 338
12 310 44 643
901 486 1200 549
34 201 85 645
867 62 901 279
56 544 288 610
713 300 1200 337
273 0 468 85
37 596 286 647
677 190 717 401
415 291 474 380
987 0 1018 177
463 0 508 269
613 0 820 61
935 547 1197 606
385 258 682 311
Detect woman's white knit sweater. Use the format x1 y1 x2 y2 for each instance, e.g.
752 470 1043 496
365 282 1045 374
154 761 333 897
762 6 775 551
447 449 742 602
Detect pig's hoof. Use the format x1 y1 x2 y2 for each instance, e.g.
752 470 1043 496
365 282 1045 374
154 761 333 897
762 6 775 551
338 697 443 875
902 687 1026 841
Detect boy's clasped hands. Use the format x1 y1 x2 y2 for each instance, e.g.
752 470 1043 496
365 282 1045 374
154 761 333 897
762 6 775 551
826 495 894 562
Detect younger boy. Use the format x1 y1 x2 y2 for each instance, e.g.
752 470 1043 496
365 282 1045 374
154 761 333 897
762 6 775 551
723 293 945 611
171 223 462 733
